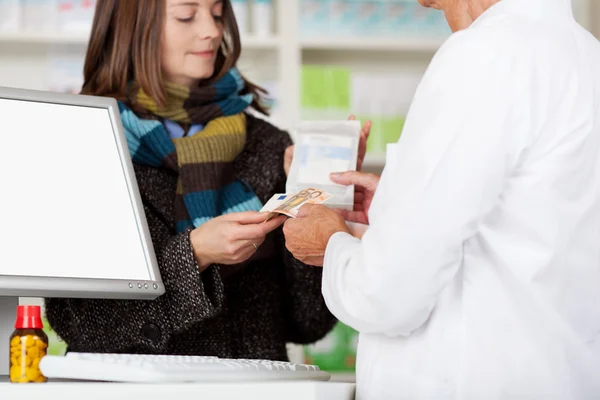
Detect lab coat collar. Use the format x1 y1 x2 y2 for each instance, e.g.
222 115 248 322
471 0 574 29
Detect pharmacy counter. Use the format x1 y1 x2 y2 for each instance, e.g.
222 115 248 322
0 380 356 400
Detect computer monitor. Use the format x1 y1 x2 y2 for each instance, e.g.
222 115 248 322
0 86 164 375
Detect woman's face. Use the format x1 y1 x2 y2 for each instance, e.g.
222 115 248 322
162 0 224 87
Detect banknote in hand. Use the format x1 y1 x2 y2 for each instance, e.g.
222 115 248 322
261 188 333 220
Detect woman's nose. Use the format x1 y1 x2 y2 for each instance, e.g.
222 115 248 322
196 12 220 40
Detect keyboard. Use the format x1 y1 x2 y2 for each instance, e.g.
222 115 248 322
39 352 331 383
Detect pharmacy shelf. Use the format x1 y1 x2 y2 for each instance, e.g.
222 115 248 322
241 35 283 50
0 31 283 50
301 37 446 52
0 31 90 45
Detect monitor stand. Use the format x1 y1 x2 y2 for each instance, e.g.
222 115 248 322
0 296 19 377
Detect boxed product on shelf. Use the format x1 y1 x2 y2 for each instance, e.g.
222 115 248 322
355 0 384 37
43 316 67 356
233 0 277 37
381 0 412 37
301 65 418 154
300 0 451 39
352 71 418 153
13 0 96 32
304 322 358 372
299 0 330 38
301 65 351 120
251 0 274 37
328 0 355 37
386 0 451 38
408 0 450 37
254 79 285 127
0 0 21 32
231 0 249 34
47 54 84 94
57 0 96 32
259 79 279 111
21 0 59 31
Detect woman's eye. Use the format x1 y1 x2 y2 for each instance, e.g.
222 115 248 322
176 16 194 23
213 15 223 22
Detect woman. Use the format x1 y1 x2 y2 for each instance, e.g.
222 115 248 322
45 0 370 361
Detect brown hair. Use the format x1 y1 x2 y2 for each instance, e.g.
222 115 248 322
80 0 268 114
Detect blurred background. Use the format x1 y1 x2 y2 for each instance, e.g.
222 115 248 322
1 0 598 380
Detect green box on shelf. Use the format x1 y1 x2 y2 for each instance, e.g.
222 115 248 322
302 65 351 114
43 317 67 356
301 65 328 110
358 114 384 154
382 117 405 145
327 67 351 111
304 322 358 372
363 115 406 155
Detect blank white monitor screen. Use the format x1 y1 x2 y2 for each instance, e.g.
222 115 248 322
0 97 155 283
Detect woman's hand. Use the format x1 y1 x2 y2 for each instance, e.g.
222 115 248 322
190 212 286 270
329 171 380 225
283 116 372 177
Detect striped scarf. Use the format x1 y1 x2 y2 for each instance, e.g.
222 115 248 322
118 68 263 233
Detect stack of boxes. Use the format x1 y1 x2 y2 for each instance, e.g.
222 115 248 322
0 0 97 33
301 65 421 155
300 0 451 39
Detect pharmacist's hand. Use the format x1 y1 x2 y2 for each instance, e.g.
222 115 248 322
348 115 372 171
283 204 350 267
284 145 294 177
190 212 286 270
329 171 380 225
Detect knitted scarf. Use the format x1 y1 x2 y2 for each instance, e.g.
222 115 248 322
118 68 263 233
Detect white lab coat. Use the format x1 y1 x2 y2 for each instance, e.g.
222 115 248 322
322 0 600 398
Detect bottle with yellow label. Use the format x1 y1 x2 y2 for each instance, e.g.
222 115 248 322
9 305 48 383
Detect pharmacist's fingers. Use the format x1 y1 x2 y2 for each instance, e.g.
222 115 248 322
360 120 372 142
347 114 372 140
330 171 380 191
339 210 369 225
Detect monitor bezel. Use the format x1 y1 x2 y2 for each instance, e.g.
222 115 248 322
0 86 165 300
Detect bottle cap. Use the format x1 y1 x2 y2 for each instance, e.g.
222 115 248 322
14 305 43 329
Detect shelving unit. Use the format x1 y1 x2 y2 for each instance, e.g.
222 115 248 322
0 31 284 49
0 31 89 45
300 37 445 52
1 0 596 171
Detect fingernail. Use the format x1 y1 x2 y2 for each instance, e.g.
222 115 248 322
330 172 342 178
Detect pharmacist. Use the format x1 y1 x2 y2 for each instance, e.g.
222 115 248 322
282 0 600 398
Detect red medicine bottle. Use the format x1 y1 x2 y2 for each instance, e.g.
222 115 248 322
9 305 48 383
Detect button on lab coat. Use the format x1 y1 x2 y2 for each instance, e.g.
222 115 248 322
322 0 600 398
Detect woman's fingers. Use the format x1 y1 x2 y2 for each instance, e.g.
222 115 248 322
231 215 285 241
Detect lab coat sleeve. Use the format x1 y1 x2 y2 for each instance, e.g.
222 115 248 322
322 31 530 337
